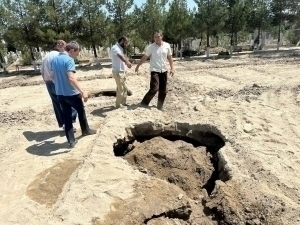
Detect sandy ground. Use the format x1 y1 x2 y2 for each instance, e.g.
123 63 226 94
0 49 300 225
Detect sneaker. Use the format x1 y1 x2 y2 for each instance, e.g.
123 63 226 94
69 139 78 148
116 104 127 109
82 129 97 136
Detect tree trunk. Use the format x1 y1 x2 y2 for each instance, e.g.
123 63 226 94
88 7 97 58
230 33 234 55
29 46 35 61
92 44 97 58
0 52 4 63
206 29 210 48
277 2 282 51
206 28 210 57
257 26 261 47
234 32 238 46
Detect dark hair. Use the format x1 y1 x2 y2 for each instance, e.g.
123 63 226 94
65 41 80 51
154 30 163 36
118 36 128 43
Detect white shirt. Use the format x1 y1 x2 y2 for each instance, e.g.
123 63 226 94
145 41 172 73
40 50 59 81
111 43 125 72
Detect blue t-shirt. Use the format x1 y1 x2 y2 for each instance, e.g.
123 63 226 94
51 52 80 96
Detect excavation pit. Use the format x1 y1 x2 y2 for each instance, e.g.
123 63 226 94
97 122 277 225
113 122 229 195
89 89 133 97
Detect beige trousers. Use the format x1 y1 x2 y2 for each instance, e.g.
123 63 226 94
112 71 127 107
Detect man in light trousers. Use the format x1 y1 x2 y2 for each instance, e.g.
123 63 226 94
110 36 132 109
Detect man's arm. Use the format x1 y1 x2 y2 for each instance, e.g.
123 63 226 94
66 59 88 102
117 53 131 66
134 54 149 73
167 55 174 70
68 71 89 102
135 45 151 73
167 45 174 76
67 71 84 93
40 60 45 81
49 60 55 81
136 54 149 67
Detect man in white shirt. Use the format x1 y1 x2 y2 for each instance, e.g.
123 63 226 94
110 36 132 108
41 40 77 129
135 30 174 110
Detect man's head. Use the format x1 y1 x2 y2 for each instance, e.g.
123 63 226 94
53 40 66 52
153 30 163 45
65 41 80 58
118 36 129 48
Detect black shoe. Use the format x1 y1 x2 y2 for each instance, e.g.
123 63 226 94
127 90 133 96
69 139 78 148
82 129 97 136
139 102 149 108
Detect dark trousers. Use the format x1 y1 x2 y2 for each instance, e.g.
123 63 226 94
45 81 77 127
141 71 167 109
57 94 90 144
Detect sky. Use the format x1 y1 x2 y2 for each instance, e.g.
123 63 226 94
133 0 197 10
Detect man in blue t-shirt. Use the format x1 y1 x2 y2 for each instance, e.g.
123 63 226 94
51 41 96 148
41 40 77 130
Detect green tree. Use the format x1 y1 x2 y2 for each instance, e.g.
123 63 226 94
271 0 300 48
195 0 228 56
106 0 134 38
75 0 107 57
132 0 167 42
245 0 272 47
39 0 75 48
224 0 247 52
2 0 45 60
164 0 193 46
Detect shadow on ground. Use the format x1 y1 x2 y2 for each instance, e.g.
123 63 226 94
23 130 84 156
26 140 71 156
23 130 64 142
91 104 152 118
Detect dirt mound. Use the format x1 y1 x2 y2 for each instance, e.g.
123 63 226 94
124 137 214 200
93 177 216 225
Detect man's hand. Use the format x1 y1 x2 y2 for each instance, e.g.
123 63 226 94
135 65 139 73
170 69 175 77
80 91 89 102
125 61 132 69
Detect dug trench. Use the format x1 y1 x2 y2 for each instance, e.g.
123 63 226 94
94 123 229 225
93 122 281 225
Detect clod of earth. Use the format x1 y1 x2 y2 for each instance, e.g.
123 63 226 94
124 137 214 200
